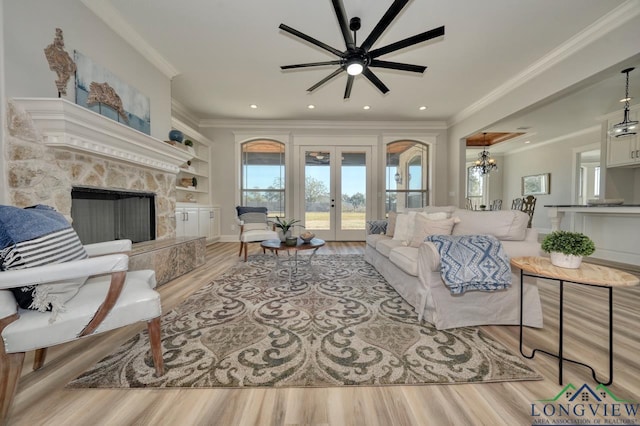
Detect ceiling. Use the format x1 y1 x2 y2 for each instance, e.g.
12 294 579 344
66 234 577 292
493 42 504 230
94 0 633 126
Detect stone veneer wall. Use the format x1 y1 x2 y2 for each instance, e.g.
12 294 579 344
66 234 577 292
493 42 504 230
4 100 177 239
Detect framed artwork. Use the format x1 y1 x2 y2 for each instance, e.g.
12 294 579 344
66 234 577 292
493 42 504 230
522 173 550 195
74 51 150 134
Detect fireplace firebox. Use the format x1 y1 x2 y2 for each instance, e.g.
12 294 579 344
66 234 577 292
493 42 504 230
71 187 156 244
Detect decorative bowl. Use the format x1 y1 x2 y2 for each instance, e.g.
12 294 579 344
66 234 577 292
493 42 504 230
285 237 298 247
300 232 315 243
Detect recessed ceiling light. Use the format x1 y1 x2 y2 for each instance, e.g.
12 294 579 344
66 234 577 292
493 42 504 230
363 105 370 110
307 104 315 109
524 140 531 144
419 106 427 110
250 104 258 109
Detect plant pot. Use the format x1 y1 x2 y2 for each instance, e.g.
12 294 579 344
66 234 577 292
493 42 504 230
285 237 298 247
278 229 291 242
550 252 583 269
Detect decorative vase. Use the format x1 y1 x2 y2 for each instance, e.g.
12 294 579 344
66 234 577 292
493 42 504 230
285 237 298 247
278 229 291 242
550 252 583 269
169 129 184 143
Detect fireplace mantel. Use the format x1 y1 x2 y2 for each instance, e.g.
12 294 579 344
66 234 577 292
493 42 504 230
11 97 192 173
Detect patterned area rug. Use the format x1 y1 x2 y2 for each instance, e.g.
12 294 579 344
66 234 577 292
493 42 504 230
67 254 541 388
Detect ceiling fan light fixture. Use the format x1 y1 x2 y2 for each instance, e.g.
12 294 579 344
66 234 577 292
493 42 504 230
346 58 364 76
608 67 638 139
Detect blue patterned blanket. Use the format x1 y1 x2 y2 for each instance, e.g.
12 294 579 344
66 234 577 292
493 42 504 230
425 235 512 295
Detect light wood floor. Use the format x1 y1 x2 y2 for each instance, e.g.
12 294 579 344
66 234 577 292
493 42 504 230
7 242 640 425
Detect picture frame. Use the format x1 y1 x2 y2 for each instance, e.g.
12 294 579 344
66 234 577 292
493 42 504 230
522 173 550 196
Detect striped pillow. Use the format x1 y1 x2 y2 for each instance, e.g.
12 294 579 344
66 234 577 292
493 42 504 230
0 205 88 318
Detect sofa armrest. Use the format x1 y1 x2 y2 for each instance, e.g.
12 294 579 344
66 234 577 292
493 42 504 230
366 220 388 235
418 242 442 272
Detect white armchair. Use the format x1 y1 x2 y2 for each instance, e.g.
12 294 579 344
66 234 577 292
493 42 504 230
0 239 164 423
236 206 278 262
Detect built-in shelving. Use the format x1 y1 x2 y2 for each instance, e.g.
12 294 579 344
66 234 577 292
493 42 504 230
171 117 213 204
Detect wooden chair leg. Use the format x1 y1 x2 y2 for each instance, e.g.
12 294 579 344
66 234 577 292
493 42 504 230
33 348 47 371
147 317 164 377
238 241 244 257
0 351 25 424
244 243 248 262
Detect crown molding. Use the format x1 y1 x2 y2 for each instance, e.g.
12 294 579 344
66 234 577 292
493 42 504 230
81 0 180 79
171 98 201 130
449 0 640 128
199 118 448 130
171 117 214 146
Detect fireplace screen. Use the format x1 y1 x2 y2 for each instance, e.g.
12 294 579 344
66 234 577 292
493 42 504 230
71 187 156 244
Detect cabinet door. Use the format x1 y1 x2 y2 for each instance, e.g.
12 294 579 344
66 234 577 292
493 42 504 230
176 208 199 237
607 137 637 167
198 208 212 241
212 207 221 238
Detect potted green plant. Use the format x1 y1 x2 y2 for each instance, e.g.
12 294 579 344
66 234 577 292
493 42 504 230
271 216 302 242
184 139 194 147
541 230 595 268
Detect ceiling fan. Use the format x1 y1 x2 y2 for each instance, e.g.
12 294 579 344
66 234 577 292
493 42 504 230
279 0 445 99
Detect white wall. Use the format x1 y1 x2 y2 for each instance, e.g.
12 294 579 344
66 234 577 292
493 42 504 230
201 123 448 240
2 0 171 141
0 0 7 204
503 129 601 231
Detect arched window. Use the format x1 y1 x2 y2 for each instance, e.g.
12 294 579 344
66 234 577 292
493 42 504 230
240 140 285 216
386 141 429 213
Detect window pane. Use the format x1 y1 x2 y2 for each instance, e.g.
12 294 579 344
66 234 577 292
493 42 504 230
241 140 285 215
341 152 366 230
386 141 429 213
305 151 330 230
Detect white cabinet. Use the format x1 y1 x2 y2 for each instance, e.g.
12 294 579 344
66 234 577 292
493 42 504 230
606 109 640 168
175 207 199 238
176 204 221 243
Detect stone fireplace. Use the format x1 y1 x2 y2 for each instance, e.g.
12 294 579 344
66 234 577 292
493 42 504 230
5 98 193 240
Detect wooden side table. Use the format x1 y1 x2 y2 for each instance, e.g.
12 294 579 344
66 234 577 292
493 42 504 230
511 256 639 385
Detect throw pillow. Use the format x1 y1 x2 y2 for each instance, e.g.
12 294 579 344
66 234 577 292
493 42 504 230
409 215 458 248
392 211 417 245
0 205 89 319
386 211 398 237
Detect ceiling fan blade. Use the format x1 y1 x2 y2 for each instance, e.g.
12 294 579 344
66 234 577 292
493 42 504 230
307 68 344 92
369 59 426 73
279 23 343 57
360 0 410 51
331 0 355 49
362 68 389 94
344 75 354 99
281 60 342 70
369 26 445 58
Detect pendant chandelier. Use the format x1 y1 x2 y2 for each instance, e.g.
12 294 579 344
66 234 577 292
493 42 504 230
473 133 498 175
608 67 638 138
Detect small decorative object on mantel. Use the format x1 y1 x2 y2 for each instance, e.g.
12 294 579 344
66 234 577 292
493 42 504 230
184 139 193 147
541 230 595 269
87 81 129 123
44 28 76 97
169 130 184 143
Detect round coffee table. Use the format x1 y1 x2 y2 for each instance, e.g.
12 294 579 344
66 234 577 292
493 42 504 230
260 238 325 281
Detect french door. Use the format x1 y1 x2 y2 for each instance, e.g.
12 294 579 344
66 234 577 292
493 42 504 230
299 146 371 241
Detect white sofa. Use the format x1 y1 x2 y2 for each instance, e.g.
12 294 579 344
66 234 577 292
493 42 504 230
365 206 543 330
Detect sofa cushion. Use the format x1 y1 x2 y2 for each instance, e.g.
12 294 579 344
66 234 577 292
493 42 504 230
0 205 88 318
392 211 417 244
376 238 405 258
386 211 398 237
451 209 528 241
389 246 419 277
366 233 388 248
408 215 457 248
